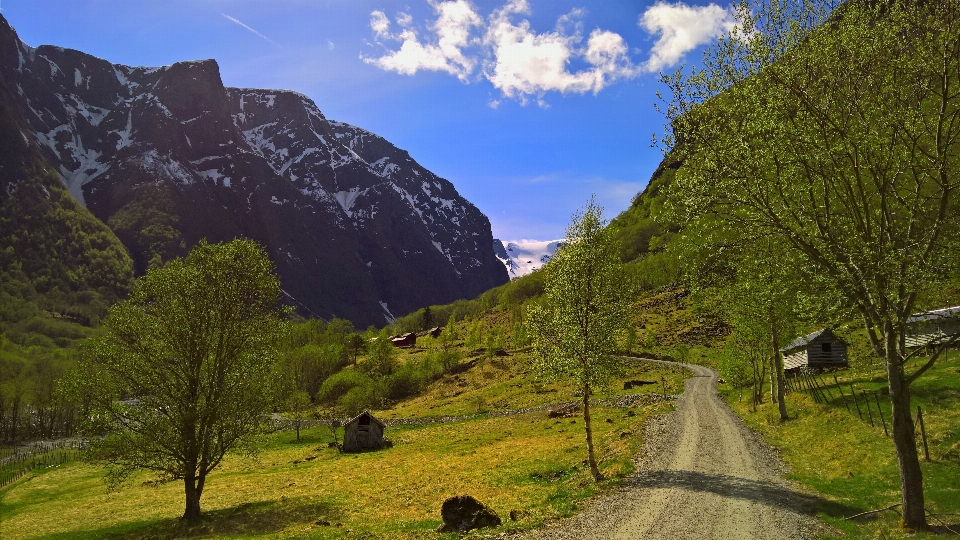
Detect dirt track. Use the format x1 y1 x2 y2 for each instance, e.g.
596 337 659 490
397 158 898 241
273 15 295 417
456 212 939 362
522 361 827 540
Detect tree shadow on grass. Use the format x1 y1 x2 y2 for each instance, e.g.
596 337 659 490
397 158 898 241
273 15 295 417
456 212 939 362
630 469 861 519
35 496 343 540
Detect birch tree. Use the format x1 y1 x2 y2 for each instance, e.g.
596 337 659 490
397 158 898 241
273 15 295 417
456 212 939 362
529 198 631 481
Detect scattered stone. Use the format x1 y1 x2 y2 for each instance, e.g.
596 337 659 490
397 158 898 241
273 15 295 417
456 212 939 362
438 495 502 532
304 455 318 461
626 410 636 417
605 418 614 423
620 430 633 439
315 519 330 526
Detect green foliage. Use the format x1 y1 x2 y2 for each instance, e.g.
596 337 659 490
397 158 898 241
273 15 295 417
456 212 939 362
106 185 184 274
317 369 374 405
465 320 484 349
660 1 960 526
529 199 631 387
364 330 398 377
72 239 288 518
0 161 133 332
445 315 459 340
624 326 637 354
528 198 632 480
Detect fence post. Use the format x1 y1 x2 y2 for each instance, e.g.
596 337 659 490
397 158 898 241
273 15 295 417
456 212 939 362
861 391 875 427
873 392 888 436
850 383 863 419
917 406 930 462
834 375 850 411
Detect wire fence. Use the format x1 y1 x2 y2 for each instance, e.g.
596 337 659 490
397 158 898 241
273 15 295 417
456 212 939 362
786 371 932 459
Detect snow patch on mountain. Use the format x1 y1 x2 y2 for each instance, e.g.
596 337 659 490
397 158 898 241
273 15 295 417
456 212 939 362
493 239 565 278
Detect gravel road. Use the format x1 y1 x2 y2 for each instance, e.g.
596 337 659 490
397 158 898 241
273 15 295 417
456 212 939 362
520 361 828 540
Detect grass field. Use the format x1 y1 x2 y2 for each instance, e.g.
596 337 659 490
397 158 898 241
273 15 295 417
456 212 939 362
720 349 960 539
0 358 687 539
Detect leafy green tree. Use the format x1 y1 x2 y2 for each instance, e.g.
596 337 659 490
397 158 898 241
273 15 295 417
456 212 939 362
624 326 637 354
364 330 397 377
73 239 288 520
285 391 312 442
661 0 960 527
529 198 631 481
445 314 459 341
465 320 483 349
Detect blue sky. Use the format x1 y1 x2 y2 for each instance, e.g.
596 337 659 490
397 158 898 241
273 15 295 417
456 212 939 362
1 0 735 241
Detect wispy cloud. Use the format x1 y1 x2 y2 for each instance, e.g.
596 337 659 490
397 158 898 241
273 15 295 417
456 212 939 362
221 13 283 49
638 2 734 73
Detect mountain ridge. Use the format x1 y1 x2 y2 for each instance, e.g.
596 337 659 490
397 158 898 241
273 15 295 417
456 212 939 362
0 14 507 327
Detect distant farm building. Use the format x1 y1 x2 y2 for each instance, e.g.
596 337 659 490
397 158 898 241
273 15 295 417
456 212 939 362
391 333 417 347
428 326 443 338
781 328 849 373
905 306 960 348
342 411 386 452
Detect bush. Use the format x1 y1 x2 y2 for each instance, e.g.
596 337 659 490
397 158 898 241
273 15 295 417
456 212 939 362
317 370 373 404
339 383 376 416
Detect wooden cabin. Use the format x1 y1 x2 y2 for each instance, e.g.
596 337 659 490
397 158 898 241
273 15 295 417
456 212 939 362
428 326 444 338
905 306 960 348
391 333 417 348
342 411 386 452
781 328 848 373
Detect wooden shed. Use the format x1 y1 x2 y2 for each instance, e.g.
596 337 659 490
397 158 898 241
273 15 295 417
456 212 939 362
905 306 960 348
342 411 386 452
780 328 848 373
391 333 417 348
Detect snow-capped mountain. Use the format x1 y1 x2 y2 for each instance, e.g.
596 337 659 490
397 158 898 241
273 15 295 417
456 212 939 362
0 15 507 327
493 239 564 278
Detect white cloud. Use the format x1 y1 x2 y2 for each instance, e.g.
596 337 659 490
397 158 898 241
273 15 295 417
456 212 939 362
363 1 483 81
639 2 734 73
365 0 638 103
370 11 392 39
481 4 636 103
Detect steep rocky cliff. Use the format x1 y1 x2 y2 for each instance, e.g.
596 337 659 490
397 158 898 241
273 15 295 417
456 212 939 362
0 15 507 327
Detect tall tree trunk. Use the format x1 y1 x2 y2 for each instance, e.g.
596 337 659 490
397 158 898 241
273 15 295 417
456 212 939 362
885 327 926 530
772 323 788 421
183 474 204 519
582 382 601 481
864 314 884 359
770 355 778 403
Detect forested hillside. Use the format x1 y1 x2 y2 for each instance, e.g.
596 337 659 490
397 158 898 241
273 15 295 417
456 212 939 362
0 71 134 442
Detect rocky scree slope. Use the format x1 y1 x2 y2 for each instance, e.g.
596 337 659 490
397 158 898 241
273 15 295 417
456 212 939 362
0 15 507 327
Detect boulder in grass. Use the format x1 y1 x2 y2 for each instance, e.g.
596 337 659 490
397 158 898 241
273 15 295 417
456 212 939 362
437 495 502 532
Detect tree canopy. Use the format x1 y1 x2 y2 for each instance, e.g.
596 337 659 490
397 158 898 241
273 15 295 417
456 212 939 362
73 239 288 519
661 0 960 528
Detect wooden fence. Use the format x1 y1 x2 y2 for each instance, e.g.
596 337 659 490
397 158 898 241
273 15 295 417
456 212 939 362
0 439 86 488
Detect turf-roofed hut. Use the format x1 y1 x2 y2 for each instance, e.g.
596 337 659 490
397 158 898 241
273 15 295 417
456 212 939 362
905 306 960 348
342 411 386 452
780 328 849 374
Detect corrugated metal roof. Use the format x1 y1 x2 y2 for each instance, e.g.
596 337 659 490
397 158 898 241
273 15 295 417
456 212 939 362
907 306 960 324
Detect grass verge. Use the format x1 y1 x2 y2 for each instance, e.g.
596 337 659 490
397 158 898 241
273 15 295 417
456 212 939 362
720 350 960 539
